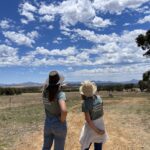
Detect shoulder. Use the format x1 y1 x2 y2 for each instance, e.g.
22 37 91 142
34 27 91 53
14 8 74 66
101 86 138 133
95 95 103 103
82 99 93 112
58 91 66 96
83 98 92 105
82 99 93 108
57 91 66 101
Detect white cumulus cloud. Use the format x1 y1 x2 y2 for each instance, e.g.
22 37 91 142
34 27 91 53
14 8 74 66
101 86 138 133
137 15 150 24
73 28 119 44
0 20 10 29
92 0 149 14
19 2 37 24
33 46 77 56
0 44 19 66
91 16 112 28
3 31 39 47
38 0 112 28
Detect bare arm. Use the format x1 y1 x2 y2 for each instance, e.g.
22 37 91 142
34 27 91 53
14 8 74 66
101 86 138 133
84 112 105 135
58 100 67 123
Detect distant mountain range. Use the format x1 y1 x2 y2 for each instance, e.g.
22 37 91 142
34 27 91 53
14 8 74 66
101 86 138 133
0 82 42 87
94 79 139 84
68 79 139 86
0 79 139 87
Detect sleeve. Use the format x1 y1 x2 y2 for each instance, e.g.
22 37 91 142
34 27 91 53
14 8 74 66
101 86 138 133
97 95 103 104
57 92 66 101
82 101 92 112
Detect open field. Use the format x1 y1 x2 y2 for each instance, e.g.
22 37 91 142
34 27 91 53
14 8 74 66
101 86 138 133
0 91 150 150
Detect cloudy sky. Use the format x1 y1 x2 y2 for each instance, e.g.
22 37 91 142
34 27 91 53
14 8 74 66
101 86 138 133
0 0 150 83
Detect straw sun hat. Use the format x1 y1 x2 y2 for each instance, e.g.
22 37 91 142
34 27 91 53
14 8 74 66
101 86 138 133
79 80 97 97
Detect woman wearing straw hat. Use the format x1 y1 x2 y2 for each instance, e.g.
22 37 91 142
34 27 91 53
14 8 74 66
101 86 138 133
42 71 67 150
79 80 108 150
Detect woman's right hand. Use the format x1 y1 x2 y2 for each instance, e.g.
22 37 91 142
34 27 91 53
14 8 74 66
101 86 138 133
85 112 105 136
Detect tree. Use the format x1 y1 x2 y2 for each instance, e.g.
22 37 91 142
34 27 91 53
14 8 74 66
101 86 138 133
4 88 15 95
136 30 150 57
139 71 150 92
143 71 150 81
124 84 134 90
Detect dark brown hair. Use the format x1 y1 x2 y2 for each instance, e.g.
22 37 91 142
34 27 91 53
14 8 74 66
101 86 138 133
46 84 60 102
46 71 60 102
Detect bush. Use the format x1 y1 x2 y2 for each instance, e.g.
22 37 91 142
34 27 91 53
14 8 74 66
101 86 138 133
0 88 22 96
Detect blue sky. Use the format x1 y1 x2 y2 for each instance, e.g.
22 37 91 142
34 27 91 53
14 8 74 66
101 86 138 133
0 0 150 84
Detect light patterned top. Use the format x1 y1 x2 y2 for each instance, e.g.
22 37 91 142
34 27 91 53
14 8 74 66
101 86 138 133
42 90 66 117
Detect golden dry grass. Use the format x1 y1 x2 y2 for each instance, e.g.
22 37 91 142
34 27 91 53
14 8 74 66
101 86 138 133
0 93 42 109
14 95 150 150
0 92 150 150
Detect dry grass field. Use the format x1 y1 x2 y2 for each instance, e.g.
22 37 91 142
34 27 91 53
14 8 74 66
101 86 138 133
0 91 150 150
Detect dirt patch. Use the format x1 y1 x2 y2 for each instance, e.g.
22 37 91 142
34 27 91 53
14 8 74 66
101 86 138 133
14 108 150 150
14 113 84 150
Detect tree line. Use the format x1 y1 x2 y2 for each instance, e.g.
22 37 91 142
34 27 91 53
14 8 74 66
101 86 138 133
97 83 138 91
0 87 42 96
62 83 140 92
0 78 149 96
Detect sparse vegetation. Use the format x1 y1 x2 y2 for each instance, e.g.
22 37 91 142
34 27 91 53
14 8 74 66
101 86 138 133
0 91 150 150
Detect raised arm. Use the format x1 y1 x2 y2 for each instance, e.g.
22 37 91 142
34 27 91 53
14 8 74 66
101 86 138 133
84 112 105 135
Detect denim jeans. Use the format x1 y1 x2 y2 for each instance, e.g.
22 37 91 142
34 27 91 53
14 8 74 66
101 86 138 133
42 115 67 150
85 143 102 150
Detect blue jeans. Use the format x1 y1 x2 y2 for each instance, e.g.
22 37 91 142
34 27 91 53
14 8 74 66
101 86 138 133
85 143 102 150
42 115 67 150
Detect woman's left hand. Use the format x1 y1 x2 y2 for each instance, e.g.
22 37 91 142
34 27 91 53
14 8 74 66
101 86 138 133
97 129 105 135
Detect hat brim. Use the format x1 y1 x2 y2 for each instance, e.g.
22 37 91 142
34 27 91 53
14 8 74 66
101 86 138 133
56 75 64 85
79 86 84 95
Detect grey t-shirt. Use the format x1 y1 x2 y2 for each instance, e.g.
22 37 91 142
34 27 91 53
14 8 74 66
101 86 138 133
42 90 66 117
82 95 103 120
